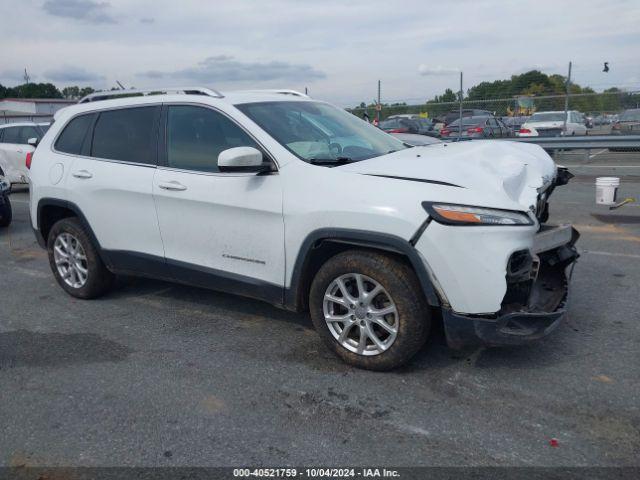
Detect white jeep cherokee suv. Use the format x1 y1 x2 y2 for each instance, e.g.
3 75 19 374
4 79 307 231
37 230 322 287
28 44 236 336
29 87 579 370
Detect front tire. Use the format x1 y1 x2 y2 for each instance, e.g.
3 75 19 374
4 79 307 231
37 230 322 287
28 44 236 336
47 217 114 299
309 250 430 370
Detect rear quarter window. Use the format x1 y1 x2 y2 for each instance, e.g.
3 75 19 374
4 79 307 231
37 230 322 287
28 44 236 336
55 114 95 155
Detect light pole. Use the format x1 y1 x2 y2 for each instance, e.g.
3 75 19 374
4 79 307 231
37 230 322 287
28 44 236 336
563 61 572 134
458 71 463 141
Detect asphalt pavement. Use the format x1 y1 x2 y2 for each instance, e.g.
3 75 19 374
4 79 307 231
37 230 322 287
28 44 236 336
0 153 639 467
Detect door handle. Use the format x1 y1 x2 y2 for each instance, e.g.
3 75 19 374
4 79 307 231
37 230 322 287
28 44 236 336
158 181 187 191
72 170 93 179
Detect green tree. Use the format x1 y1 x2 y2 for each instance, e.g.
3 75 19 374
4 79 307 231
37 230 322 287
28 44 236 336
62 86 80 99
5 82 63 99
61 86 95 99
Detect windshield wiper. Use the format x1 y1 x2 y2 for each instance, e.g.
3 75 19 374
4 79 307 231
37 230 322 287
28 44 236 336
309 156 354 165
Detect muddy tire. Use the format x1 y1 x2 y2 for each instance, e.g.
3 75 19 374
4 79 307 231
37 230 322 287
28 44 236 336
309 250 430 370
47 217 114 299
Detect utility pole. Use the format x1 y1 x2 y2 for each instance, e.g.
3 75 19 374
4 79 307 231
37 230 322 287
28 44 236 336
563 61 572 134
458 71 463 141
304 87 308 95
23 68 30 84
376 80 381 124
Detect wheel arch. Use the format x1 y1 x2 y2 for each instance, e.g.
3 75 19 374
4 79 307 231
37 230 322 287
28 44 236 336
36 198 112 268
284 228 440 312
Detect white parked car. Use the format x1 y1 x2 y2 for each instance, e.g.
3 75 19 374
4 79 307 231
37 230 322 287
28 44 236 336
0 174 11 227
0 122 49 186
518 111 587 137
28 87 579 370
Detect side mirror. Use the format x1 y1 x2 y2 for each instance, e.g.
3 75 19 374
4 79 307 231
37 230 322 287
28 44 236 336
218 147 270 173
27 137 39 147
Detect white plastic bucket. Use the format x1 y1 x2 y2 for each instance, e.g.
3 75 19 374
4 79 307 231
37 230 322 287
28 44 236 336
595 177 620 205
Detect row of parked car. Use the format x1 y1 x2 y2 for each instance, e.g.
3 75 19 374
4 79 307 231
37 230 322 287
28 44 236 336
375 108 640 142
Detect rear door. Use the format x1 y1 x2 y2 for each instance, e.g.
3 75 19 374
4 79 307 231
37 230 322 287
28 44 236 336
152 104 285 301
64 105 167 275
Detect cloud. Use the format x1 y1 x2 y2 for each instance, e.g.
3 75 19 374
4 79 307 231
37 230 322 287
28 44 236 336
138 55 326 83
44 66 105 83
42 0 117 24
139 17 154 24
0 69 33 83
418 65 460 76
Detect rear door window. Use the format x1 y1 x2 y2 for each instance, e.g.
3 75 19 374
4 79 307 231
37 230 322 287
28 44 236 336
92 106 160 165
55 114 95 155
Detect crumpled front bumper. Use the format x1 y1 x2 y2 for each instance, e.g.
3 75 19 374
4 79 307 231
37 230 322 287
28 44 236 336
443 225 579 348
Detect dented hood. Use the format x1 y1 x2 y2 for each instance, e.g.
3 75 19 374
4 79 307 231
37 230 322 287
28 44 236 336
339 140 557 211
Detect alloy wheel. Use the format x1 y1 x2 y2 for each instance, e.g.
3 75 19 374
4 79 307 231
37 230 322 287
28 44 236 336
322 273 398 356
53 232 89 288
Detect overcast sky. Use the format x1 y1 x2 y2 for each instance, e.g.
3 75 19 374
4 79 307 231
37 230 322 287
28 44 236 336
1 0 638 106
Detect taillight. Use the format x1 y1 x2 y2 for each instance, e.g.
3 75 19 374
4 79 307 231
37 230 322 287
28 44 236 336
519 128 531 134
388 128 408 133
467 127 484 133
440 129 450 136
26 151 33 169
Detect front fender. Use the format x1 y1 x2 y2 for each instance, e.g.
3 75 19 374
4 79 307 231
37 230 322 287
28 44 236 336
284 228 440 311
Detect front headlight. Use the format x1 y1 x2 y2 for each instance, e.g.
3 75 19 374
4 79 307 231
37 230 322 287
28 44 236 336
422 202 533 226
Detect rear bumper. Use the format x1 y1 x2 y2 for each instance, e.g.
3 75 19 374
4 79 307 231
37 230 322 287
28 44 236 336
443 226 579 348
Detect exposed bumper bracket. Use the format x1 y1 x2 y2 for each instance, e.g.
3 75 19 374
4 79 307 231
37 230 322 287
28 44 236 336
443 226 579 348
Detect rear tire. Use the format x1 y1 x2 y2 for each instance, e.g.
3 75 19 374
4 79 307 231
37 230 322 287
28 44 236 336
0 200 11 227
47 217 114 299
309 250 430 370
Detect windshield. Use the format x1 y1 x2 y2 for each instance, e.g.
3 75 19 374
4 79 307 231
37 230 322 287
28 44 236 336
619 110 640 122
236 101 406 163
529 112 566 122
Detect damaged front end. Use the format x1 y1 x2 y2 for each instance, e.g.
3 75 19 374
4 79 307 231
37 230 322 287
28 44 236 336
443 225 580 348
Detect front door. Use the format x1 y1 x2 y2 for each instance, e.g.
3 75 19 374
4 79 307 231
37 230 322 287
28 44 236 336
152 104 285 303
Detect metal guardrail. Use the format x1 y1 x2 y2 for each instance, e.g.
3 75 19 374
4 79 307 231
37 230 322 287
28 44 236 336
505 135 640 150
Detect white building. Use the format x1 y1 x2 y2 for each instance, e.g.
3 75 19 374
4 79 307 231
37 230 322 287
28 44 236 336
0 98 76 124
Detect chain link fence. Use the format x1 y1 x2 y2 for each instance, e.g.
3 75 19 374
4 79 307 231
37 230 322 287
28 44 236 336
347 90 640 136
